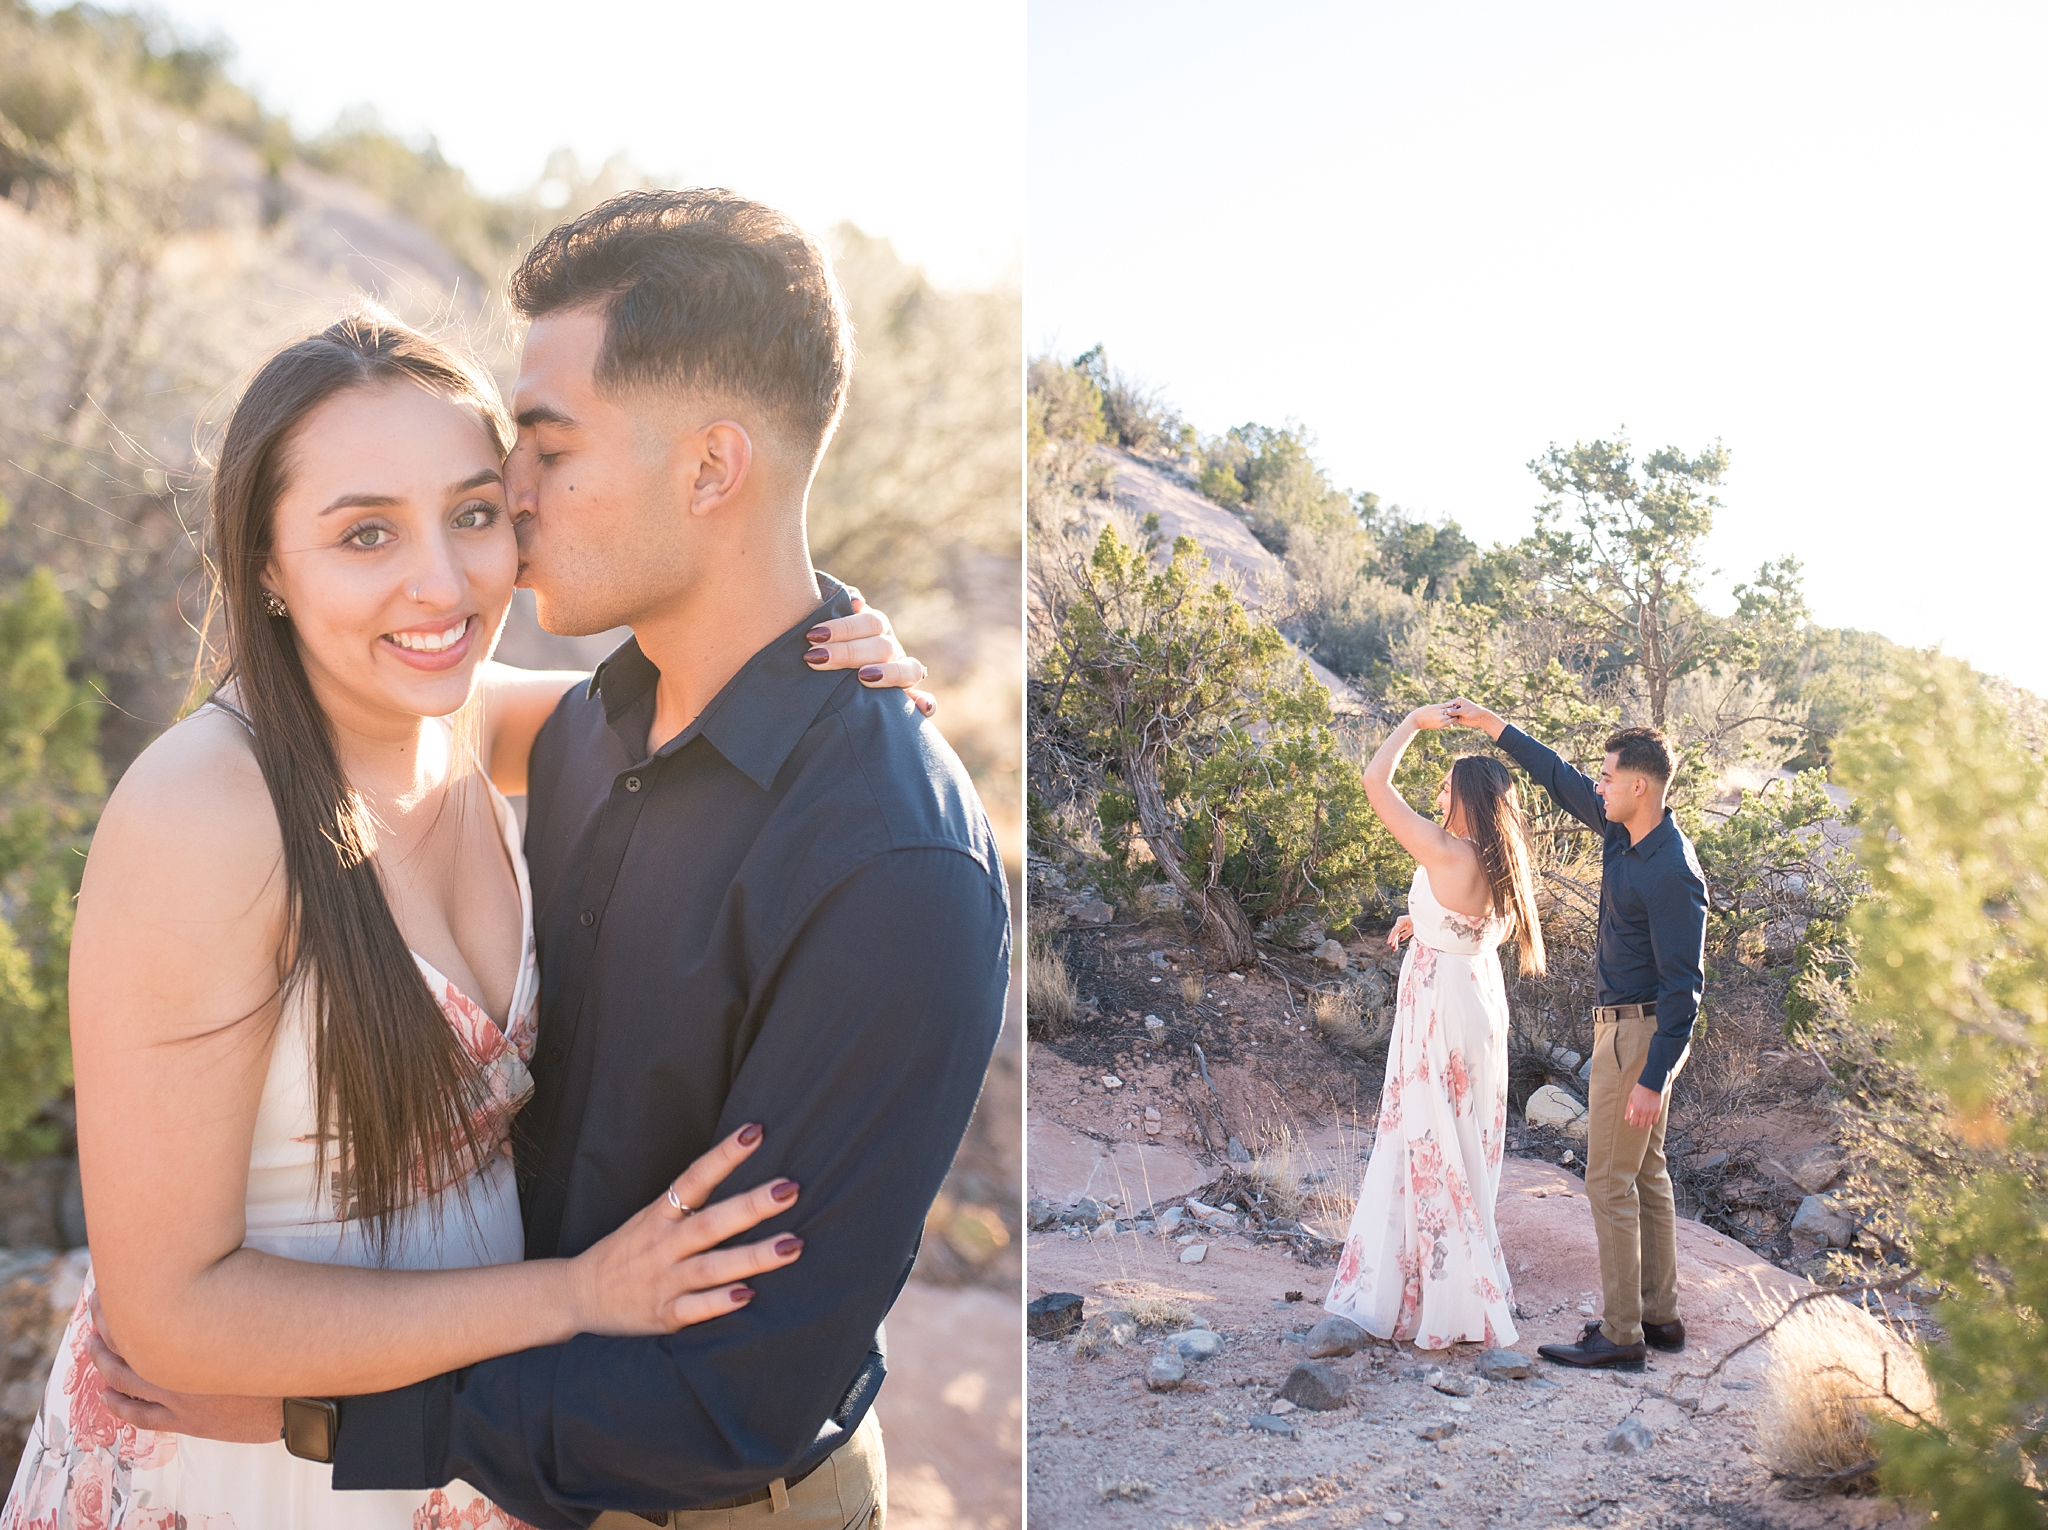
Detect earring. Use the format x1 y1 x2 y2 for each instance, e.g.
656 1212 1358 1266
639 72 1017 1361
262 590 288 618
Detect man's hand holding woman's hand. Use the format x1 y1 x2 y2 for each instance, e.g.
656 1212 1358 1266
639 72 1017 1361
568 1122 805 1336
1439 698 1507 739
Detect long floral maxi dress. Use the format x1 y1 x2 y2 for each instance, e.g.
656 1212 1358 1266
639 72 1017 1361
1325 865 1518 1350
3 747 543 1530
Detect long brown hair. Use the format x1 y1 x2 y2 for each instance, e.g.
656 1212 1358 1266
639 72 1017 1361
207 309 512 1244
1448 754 1547 975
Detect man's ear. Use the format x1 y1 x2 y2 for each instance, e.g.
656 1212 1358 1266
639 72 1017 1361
680 421 754 519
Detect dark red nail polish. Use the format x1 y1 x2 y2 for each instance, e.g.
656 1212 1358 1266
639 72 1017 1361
858 665 884 682
804 647 830 665
806 626 832 642
738 1122 763 1147
771 1179 799 1203
775 1236 803 1257
731 1286 755 1304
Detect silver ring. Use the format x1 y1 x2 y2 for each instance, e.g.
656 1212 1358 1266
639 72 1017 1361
666 1187 695 1217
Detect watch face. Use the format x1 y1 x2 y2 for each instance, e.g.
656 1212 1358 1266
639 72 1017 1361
282 1397 339 1463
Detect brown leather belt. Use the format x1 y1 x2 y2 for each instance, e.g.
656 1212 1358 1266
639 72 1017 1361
1593 1002 1657 1022
631 1454 828 1522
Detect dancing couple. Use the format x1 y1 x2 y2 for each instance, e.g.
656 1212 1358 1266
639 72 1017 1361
1324 699 1708 1371
4 190 1010 1529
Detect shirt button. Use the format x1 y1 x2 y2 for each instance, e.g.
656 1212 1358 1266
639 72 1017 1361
625 776 642 792
579 910 595 927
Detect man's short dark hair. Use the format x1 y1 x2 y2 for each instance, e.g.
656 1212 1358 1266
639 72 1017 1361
510 188 851 453
1604 726 1674 785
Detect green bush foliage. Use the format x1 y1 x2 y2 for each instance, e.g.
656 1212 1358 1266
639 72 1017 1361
1045 524 1399 965
1825 655 2048 1525
0 567 105 1158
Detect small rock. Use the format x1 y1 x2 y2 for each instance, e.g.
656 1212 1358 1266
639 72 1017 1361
1415 1421 1458 1441
1158 1206 1187 1233
1101 1074 1124 1090
1075 1309 1138 1349
1476 1348 1530 1380
1247 1414 1297 1436
1026 1292 1085 1340
1268 1399 1297 1415
1382 1512 1406 1525
1180 1243 1209 1265
1577 1056 1594 1084
1606 1417 1656 1455
1304 1314 1369 1358
1525 1084 1590 1137
1228 1136 1252 1163
1073 900 1115 924
1168 1329 1224 1360
1185 1196 1220 1216
1026 1196 1061 1231
1144 1121 1161 1135
1068 1196 1110 1225
1228 972 1245 981
1143 1017 1166 1038
1690 1150 1730 1173
1144 1106 1161 1121
1148 950 1170 968
1431 1372 1488 1398
1276 1360 1349 1411
1787 1145 1849 1194
1146 1351 1187 1390
1314 938 1349 970
1790 1193 1855 1248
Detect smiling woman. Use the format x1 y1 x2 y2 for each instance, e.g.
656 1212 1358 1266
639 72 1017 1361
0 307 935 1530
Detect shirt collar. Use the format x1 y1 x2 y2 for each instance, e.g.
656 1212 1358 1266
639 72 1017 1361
1628 808 1679 858
588 574 857 790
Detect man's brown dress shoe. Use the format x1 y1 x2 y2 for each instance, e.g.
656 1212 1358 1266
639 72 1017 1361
1536 1321 1648 1372
1642 1319 1685 1353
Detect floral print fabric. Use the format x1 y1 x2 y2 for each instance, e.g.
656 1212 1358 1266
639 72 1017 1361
1325 865 1519 1350
3 765 542 1530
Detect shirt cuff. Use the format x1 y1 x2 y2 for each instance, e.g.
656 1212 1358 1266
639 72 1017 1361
331 1379 435 1492
1638 1035 1690 1095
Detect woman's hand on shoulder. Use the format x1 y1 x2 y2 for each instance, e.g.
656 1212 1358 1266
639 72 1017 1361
566 1124 806 1336
803 588 936 717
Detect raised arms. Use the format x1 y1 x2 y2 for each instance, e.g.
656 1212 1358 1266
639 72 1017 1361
1362 705 1490 918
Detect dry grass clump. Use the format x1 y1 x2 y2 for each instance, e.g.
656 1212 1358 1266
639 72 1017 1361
1098 1478 1154 1502
1313 980 1394 1056
1246 1121 1369 1230
1026 907 1078 1037
1128 1297 1195 1331
1180 970 1205 1005
1746 1286 1936 1491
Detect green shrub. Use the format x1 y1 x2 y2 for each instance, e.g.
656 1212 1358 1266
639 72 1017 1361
0 569 106 1159
1830 654 2048 1525
1046 524 1399 965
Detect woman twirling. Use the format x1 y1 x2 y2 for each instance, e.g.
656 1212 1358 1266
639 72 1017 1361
1325 704 1546 1350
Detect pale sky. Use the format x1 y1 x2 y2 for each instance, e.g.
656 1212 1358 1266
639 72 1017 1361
133 0 1023 290
1030 2 2048 695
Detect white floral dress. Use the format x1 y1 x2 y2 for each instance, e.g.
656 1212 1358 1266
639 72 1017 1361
3 765 542 1530
1325 864 1518 1350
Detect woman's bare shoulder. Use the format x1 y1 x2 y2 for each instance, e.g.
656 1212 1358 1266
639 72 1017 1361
88 706 282 903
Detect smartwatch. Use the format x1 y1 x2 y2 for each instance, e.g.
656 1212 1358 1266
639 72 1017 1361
281 1397 340 1463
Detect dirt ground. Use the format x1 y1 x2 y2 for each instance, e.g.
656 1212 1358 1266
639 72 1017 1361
1024 897 1929 1530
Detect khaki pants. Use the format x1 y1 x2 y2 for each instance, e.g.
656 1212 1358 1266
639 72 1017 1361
591 1410 885 1530
1586 1015 1685 1346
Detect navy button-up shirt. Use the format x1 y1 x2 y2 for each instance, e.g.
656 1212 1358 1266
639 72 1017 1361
1495 725 1708 1093
331 579 1011 1527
